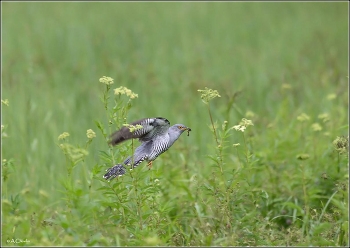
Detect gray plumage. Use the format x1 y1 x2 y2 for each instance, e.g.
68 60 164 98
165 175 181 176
103 117 191 180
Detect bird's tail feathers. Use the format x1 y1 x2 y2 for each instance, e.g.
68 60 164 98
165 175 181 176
103 164 126 180
103 154 148 181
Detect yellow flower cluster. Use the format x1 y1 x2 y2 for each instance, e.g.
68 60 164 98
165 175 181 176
86 129 96 139
197 87 221 104
297 113 310 122
114 86 138 99
59 143 89 161
327 93 336 100
99 76 114 85
123 124 143 132
311 123 322 132
222 120 228 130
245 111 255 118
58 132 70 140
318 113 330 123
232 118 254 132
1 99 9 106
281 84 292 90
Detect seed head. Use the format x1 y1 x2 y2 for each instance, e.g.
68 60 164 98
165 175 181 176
333 136 349 155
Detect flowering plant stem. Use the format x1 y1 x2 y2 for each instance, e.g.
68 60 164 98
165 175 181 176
206 104 224 174
242 132 249 165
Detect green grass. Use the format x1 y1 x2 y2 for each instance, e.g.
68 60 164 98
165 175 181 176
2 2 349 246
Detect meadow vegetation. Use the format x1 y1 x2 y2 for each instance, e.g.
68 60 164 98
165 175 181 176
2 2 349 246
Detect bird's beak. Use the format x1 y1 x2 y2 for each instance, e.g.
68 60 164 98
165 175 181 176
186 127 191 136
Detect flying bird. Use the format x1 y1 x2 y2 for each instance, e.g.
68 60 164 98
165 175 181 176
103 117 191 180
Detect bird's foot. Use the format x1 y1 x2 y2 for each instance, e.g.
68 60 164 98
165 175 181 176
147 161 153 170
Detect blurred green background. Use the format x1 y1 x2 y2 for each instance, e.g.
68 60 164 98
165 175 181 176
2 2 348 245
2 1 348 202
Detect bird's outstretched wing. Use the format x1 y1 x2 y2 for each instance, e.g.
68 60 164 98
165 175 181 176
108 117 170 146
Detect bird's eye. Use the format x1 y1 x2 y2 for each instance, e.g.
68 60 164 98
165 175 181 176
178 126 184 130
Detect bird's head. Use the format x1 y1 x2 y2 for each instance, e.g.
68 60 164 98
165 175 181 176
171 124 192 136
